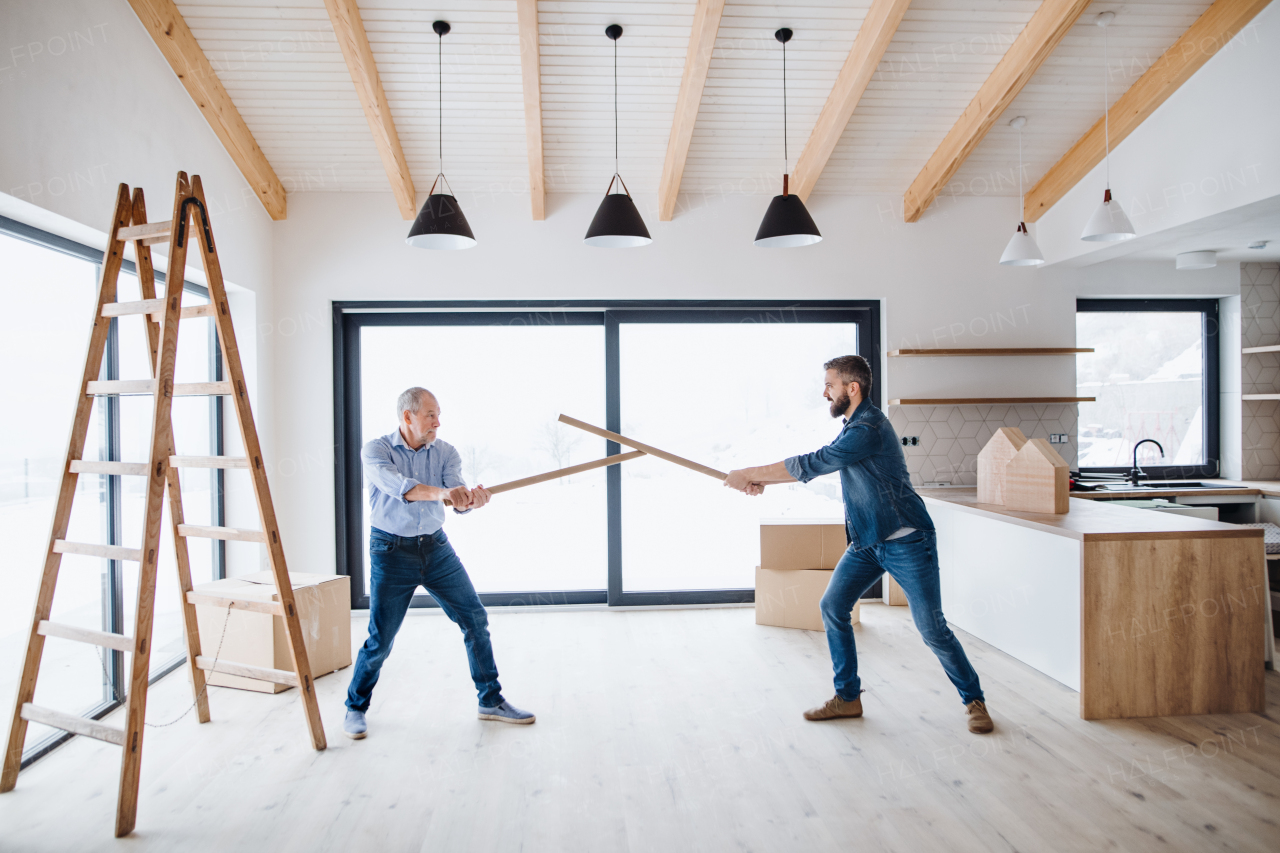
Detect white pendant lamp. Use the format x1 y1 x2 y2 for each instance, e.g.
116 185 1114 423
754 28 822 248
406 21 477 250
1081 11 1136 242
999 116 1044 266
584 25 651 248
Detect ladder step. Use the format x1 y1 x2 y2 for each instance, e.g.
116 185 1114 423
101 300 216 321
54 540 143 562
21 703 125 746
177 524 267 544
195 656 299 688
117 222 171 245
169 455 250 469
85 380 233 397
70 460 150 477
37 620 135 653
187 592 283 617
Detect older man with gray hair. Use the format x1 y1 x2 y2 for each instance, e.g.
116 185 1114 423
343 387 535 739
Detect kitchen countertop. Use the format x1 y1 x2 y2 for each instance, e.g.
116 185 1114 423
1070 478 1280 499
917 487 1265 542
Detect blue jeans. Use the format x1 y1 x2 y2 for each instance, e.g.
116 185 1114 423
820 529 984 705
346 527 503 711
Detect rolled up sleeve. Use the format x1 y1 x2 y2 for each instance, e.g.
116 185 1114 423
440 445 473 514
785 424 881 482
361 439 419 504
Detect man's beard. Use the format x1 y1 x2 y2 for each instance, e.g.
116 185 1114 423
829 393 851 418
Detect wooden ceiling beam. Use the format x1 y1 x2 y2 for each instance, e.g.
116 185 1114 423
516 0 546 220
657 0 726 221
1025 0 1272 222
125 0 287 220
323 0 416 220
902 0 1092 223
792 0 913 203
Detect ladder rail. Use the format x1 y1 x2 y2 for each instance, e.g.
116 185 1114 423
1 184 133 795
189 175 327 752
113 176 195 837
130 187 211 734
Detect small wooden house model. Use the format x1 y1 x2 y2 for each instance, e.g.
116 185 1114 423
976 427 1027 504
1003 438 1070 514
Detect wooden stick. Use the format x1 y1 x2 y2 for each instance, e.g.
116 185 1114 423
442 450 646 506
557 415 727 480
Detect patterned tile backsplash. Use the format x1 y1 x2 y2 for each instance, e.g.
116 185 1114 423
887 404 1078 486
1242 262 1280 480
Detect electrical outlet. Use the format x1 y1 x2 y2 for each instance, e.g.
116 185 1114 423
901 436 920 447
1049 433 1069 444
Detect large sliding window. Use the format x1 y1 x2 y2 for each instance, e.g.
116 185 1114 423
1076 299 1220 479
335 302 879 607
0 218 224 766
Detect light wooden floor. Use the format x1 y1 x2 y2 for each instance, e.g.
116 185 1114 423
2 604 1278 852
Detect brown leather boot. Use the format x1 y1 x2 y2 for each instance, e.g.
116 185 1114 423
966 699 994 733
803 695 863 721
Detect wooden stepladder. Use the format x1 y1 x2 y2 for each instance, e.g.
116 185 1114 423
0 173 325 837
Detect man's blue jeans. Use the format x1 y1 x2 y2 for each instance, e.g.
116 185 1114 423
346 527 503 711
820 529 984 705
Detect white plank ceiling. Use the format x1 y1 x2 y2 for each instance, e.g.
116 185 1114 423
175 0 1217 203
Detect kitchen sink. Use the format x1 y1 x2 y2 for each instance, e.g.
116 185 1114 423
1094 481 1217 490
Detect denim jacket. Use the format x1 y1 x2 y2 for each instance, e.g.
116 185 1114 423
784 398 934 551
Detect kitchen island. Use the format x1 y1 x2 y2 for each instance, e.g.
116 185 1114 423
919 488 1267 720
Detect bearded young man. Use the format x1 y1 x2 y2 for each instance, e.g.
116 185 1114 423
724 355 993 734
342 387 535 739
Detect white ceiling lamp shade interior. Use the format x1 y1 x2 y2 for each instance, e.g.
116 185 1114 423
406 21 476 250
1081 12 1136 243
1176 250 1217 270
999 116 1044 266
754 28 821 248
584 25 651 248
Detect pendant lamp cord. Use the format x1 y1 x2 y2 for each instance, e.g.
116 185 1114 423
782 38 789 174
1017 123 1023 216
613 35 619 178
1102 22 1110 190
438 28 443 175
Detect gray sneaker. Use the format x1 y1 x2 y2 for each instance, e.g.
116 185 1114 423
478 699 536 725
343 708 368 739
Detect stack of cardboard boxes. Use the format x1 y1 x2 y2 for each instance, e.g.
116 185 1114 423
755 521 861 631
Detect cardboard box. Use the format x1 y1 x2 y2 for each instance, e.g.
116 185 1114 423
755 567 860 632
760 520 848 570
193 572 352 693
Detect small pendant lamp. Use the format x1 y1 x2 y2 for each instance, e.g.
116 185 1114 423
1080 11 1136 243
999 116 1044 266
754 28 821 248
406 20 476 250
584 25 651 248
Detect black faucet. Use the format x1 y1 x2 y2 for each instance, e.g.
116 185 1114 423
1129 439 1164 486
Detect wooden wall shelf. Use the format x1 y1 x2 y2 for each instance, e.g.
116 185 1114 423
1243 394 1280 401
888 397 1096 405
1243 345 1280 354
887 348 1094 357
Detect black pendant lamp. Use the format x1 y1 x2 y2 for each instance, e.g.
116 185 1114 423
584 25 651 248
754 28 821 248
406 20 476 250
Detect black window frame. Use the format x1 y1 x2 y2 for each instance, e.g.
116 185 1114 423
1076 298 1221 480
0 215 225 768
333 300 881 609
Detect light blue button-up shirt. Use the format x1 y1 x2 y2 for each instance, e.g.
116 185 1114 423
362 429 469 537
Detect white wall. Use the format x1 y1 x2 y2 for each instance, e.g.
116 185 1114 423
1036 2 1280 266
1 0 278 572
271 189 1237 573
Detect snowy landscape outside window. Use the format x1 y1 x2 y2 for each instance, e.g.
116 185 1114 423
1076 300 1219 475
